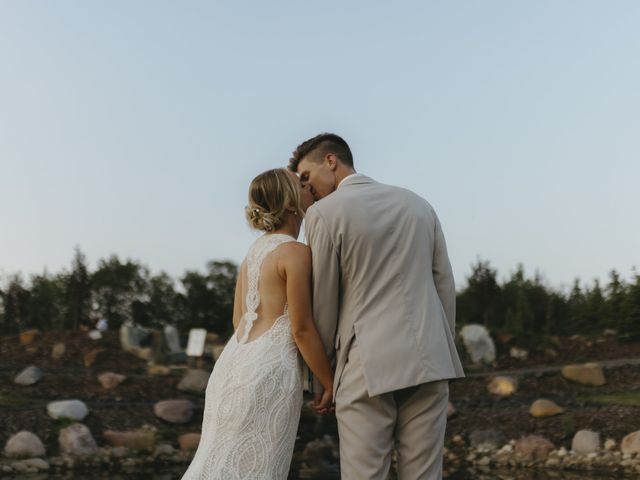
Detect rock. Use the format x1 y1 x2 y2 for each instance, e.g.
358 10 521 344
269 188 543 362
4 431 46 458
19 329 41 346
153 399 195 424
119 323 149 352
604 438 617 451
153 444 175 457
447 402 456 418
88 330 102 340
509 347 528 360
58 423 98 456
177 369 210 394
561 363 606 386
148 365 171 376
51 343 66 360
529 399 564 418
301 435 339 469
111 446 131 458
47 400 89 421
83 348 104 367
103 427 156 452
22 458 49 470
515 435 555 460
572 430 600 454
460 324 496 364
97 372 127 389
487 376 518 396
469 430 504 451
621 431 640 454
178 433 201 451
14 366 43 386
164 325 182 353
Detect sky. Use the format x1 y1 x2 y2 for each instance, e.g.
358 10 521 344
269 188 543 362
1 1 639 292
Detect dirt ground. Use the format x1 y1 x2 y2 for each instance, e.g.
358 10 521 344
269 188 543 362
1 329 640 473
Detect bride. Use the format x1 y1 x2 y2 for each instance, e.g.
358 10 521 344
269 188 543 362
181 168 334 479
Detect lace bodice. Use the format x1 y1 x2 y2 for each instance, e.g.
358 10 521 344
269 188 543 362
237 233 294 344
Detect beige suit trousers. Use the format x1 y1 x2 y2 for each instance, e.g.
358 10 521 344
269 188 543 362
335 340 449 480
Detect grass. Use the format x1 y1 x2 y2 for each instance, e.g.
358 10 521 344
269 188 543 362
578 392 640 407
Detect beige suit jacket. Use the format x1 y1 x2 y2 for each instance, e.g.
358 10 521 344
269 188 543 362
305 175 464 397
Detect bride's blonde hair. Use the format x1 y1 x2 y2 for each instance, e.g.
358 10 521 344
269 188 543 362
245 168 304 232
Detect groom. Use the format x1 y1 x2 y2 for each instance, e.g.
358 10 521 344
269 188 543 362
289 133 465 479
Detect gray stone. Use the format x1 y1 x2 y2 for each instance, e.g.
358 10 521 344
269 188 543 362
58 423 98 456
4 431 46 458
460 324 496 364
14 366 43 386
469 430 504 451
47 400 89 421
153 444 175 457
153 399 195 424
177 369 210 394
164 325 182 353
572 430 600 454
119 322 149 352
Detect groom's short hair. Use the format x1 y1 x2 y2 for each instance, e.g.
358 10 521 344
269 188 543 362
289 133 354 172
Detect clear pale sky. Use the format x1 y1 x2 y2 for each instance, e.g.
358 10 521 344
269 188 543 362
1 1 639 291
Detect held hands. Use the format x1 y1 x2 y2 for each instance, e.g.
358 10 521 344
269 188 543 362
311 389 334 415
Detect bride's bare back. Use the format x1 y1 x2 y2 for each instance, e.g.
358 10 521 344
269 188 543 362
234 244 290 343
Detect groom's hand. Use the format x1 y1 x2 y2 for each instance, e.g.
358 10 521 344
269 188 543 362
311 390 334 415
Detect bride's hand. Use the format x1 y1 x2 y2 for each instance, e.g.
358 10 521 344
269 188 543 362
312 389 334 415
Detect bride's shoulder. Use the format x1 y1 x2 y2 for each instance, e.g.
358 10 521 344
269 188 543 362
278 241 311 264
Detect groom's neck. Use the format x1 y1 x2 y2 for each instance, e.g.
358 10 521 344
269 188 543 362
335 167 356 187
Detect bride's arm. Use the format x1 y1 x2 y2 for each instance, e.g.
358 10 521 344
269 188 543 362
281 243 334 395
231 261 245 331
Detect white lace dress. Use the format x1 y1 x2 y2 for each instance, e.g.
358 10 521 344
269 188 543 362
181 234 303 480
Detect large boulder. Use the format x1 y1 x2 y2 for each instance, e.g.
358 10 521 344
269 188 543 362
4 431 46 458
47 400 89 421
178 433 201 451
515 435 555 460
153 399 195 424
572 430 600 454
97 372 127 389
103 426 156 452
529 399 564 418
177 369 210 394
487 376 518 396
621 430 640 454
460 324 496 364
14 366 43 386
561 363 606 386
58 423 98 456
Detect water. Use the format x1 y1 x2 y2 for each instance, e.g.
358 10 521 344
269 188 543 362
2 469 630 480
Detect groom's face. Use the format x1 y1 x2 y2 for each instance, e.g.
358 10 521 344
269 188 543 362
297 155 337 201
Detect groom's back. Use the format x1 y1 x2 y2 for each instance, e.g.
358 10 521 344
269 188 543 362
307 175 464 396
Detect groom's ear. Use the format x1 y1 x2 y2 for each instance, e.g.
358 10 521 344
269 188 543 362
326 153 338 171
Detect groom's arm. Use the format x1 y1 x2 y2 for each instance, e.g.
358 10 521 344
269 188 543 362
432 211 456 335
304 206 339 395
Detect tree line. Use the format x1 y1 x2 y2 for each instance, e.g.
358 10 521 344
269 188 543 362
1 251 638 343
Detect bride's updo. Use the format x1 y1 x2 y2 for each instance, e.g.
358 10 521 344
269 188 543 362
245 168 304 232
